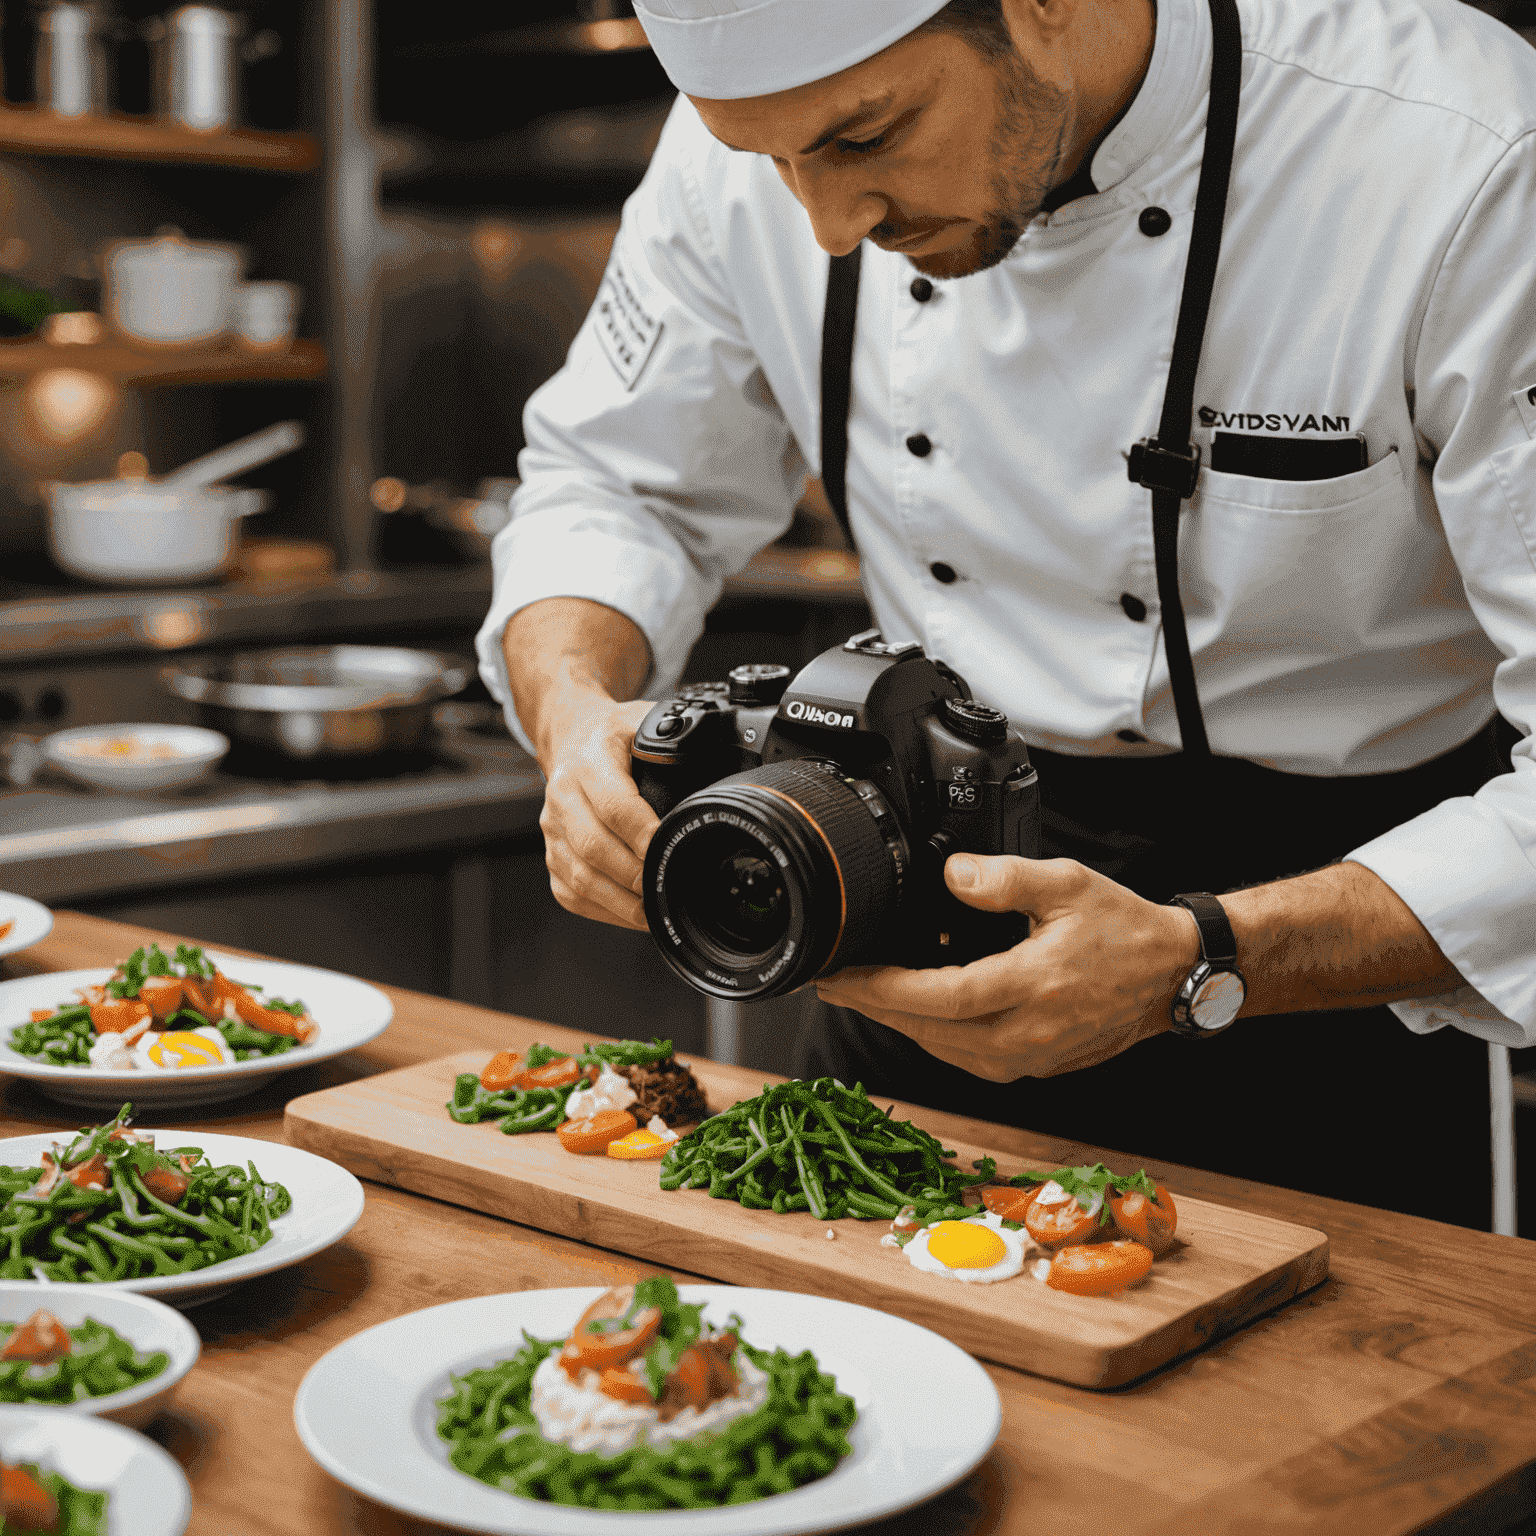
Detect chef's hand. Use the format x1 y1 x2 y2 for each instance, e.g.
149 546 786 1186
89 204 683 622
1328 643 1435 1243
814 854 1198 1081
536 694 659 932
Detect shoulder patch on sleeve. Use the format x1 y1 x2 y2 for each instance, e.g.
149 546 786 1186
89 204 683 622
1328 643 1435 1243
593 250 664 391
1516 384 1536 440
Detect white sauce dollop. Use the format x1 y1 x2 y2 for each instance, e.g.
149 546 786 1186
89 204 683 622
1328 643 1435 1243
564 1066 637 1121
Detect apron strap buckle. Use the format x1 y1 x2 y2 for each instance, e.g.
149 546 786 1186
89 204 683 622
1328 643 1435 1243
1129 437 1202 501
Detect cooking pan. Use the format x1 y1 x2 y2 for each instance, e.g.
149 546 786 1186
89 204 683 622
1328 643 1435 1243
159 646 469 761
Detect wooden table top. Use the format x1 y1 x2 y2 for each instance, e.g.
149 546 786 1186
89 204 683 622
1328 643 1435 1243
3 911 1535 1536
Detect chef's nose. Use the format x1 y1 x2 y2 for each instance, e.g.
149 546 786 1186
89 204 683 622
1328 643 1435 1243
775 161 885 256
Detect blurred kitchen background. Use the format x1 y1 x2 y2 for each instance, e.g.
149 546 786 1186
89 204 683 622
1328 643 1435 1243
0 0 1532 1168
0 0 868 1085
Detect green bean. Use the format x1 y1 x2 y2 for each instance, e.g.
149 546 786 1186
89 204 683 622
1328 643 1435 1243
659 1076 995 1221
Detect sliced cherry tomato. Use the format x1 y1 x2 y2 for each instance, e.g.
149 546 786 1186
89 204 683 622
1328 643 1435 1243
557 1109 637 1155
515 1056 583 1090
606 1130 671 1160
224 977 315 1041
181 976 222 1017
141 1166 190 1205
1 1310 70 1364
598 1365 654 1403
1046 1239 1154 1295
559 1285 663 1379
663 1345 713 1410
67 1154 109 1191
479 1050 521 1093
1024 1191 1101 1249
1 1464 57 1532
89 998 152 1034
137 975 185 1019
1108 1183 1178 1254
980 1186 1038 1222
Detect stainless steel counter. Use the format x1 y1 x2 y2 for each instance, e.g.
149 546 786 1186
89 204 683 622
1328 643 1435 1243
0 728 543 904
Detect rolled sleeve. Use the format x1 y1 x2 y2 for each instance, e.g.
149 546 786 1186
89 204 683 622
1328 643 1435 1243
1344 131 1536 1047
475 99 806 750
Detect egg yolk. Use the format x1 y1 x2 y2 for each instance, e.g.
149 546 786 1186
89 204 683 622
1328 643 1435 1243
146 1031 224 1068
606 1130 670 1160
926 1221 1008 1271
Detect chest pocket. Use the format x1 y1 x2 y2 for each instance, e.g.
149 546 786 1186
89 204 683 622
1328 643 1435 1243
1180 449 1445 646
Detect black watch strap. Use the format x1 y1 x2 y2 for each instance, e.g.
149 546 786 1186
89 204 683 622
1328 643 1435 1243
1169 892 1237 963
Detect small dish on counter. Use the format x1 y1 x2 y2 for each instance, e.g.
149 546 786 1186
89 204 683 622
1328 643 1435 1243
0 1286 200 1429
42 725 229 791
0 896 53 960
0 1406 192 1534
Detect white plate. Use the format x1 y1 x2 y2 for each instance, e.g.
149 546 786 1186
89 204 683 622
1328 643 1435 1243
0 1284 200 1429
0 895 53 960
294 1286 1001 1536
0 1406 191 1535
0 950 393 1108
0 1130 365 1309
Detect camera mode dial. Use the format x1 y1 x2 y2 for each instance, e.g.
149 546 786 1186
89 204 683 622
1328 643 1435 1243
941 696 1008 744
727 663 792 706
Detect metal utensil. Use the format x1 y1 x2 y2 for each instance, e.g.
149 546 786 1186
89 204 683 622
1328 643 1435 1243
157 420 305 491
158 646 469 760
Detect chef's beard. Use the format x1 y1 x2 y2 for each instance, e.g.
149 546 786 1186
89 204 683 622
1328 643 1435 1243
884 49 1072 280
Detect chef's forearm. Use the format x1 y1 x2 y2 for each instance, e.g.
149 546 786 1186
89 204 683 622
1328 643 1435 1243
502 598 654 766
1222 860 1464 1016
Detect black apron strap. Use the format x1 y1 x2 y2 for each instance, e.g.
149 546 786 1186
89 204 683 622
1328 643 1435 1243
1129 0 1244 758
817 0 1243 754
819 245 863 550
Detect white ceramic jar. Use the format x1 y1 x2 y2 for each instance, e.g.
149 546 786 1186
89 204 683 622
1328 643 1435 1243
102 228 244 347
46 477 264 585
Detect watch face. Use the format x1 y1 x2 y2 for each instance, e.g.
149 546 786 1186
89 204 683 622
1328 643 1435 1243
1190 969 1246 1030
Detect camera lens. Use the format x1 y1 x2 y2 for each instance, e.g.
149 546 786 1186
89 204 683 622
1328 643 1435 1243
642 759 907 1001
687 836 789 951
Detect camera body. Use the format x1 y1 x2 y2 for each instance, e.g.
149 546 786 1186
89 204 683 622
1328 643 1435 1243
631 629 1040 1001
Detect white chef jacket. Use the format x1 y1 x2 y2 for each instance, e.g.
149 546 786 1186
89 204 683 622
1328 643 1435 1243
476 0 1536 1046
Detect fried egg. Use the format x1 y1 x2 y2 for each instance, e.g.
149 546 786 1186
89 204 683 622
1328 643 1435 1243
904 1209 1031 1283
131 1025 233 1071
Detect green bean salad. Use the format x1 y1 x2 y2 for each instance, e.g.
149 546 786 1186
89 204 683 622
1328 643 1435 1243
437 1326 855 1510
9 943 304 1066
659 1077 996 1223
0 1104 292 1283
2 1460 108 1534
0 1316 168 1405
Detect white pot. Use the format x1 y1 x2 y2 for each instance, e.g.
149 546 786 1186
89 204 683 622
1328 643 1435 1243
102 227 243 347
46 478 264 585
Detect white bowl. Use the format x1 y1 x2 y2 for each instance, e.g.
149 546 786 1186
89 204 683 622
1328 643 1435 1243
0 1408 192 1534
42 724 229 791
0 1286 200 1430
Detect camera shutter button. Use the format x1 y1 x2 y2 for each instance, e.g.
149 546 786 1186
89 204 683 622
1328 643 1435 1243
653 715 684 738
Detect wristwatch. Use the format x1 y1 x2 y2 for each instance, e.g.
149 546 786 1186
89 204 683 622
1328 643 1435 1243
1167 892 1247 1037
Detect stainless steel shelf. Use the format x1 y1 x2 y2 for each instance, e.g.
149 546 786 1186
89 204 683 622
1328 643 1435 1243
0 567 494 667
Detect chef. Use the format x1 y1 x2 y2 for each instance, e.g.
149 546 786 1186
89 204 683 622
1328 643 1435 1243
477 0 1536 1224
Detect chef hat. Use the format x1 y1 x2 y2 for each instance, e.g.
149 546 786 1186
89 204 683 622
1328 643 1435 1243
633 0 955 99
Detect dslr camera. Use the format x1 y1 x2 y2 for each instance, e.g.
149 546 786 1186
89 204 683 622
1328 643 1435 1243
630 629 1041 1001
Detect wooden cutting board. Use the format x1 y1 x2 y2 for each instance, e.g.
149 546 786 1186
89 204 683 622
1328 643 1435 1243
285 1050 1329 1389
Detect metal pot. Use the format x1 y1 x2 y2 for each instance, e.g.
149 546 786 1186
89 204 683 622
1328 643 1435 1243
102 227 243 347
46 477 265 585
158 645 469 760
